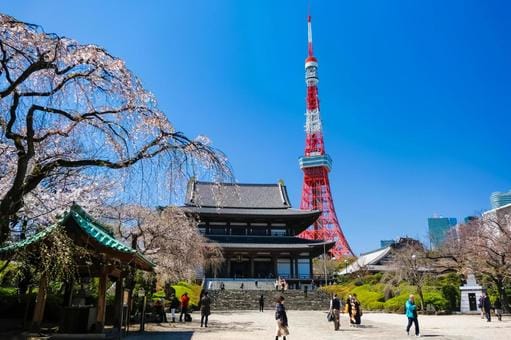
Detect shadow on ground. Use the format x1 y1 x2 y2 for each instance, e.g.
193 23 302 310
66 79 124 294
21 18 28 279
127 331 194 340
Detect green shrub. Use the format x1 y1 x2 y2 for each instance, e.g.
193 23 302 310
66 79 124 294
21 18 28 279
171 282 201 306
384 294 408 313
352 285 384 307
423 290 449 311
441 285 459 311
366 301 385 310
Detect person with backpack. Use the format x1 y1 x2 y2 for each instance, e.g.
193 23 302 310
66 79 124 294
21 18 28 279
405 294 420 337
329 293 341 331
179 292 190 322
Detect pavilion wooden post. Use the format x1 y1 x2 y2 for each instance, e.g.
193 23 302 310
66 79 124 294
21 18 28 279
95 267 109 332
31 273 48 331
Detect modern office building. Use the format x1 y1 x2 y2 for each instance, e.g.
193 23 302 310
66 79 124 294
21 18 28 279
463 216 479 224
380 239 396 248
490 190 511 209
428 217 457 249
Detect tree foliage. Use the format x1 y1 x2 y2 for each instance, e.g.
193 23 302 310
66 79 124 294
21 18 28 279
432 211 511 311
0 13 230 243
106 205 224 282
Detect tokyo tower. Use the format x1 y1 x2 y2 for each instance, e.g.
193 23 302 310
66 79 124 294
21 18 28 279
298 16 354 257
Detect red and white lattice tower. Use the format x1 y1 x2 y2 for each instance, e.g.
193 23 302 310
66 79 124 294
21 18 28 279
298 16 354 257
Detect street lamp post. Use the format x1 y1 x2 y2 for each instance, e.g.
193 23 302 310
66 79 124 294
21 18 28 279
323 243 328 286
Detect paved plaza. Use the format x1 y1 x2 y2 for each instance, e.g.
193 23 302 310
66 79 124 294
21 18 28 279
126 311 511 340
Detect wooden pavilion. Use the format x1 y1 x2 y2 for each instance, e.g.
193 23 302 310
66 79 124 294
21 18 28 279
0 204 154 333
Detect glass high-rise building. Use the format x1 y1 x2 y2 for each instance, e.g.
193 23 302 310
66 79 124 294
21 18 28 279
428 217 457 249
490 190 511 209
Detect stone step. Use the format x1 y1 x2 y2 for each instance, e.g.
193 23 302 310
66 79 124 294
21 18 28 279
208 290 331 311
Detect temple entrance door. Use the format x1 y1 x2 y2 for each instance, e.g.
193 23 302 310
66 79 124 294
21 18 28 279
254 259 273 278
468 293 477 311
230 259 250 278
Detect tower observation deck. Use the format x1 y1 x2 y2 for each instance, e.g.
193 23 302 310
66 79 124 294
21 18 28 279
298 16 354 257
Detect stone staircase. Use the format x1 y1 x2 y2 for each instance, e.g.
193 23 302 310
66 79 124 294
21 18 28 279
209 289 331 311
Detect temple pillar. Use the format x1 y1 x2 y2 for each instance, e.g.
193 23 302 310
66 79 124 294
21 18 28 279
250 257 255 278
309 258 313 280
272 255 278 278
95 267 109 332
296 257 299 278
290 258 294 278
31 273 48 331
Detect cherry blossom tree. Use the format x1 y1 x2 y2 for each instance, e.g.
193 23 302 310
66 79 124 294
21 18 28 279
106 205 224 282
0 14 230 243
430 212 511 312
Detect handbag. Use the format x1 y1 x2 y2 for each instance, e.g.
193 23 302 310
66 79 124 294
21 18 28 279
327 311 335 322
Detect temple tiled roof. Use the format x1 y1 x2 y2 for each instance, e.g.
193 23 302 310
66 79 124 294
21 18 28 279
186 181 292 209
183 180 321 230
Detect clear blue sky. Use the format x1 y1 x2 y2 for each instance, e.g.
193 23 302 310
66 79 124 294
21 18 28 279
4 1 510 254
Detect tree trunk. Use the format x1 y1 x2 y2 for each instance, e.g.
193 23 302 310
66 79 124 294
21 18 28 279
417 285 425 311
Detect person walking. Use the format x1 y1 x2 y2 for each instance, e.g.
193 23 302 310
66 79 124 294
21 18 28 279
169 294 179 323
330 293 341 331
478 294 485 319
259 294 265 312
275 295 289 340
345 295 352 326
483 293 492 322
179 292 190 322
494 298 503 321
405 294 420 337
351 294 362 326
200 291 211 327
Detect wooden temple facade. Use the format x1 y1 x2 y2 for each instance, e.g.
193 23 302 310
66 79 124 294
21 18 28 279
183 180 335 283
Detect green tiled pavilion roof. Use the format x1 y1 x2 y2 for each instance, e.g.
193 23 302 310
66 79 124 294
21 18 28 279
0 223 60 254
0 205 151 269
65 205 134 253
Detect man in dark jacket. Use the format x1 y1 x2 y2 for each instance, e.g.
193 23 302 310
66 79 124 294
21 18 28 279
483 293 491 322
330 294 341 331
200 292 212 327
259 294 265 312
169 294 179 323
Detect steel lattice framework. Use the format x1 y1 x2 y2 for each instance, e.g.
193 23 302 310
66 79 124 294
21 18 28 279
298 16 354 257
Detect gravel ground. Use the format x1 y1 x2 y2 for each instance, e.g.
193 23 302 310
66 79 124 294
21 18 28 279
126 311 511 340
